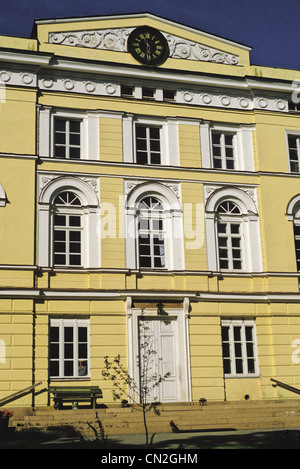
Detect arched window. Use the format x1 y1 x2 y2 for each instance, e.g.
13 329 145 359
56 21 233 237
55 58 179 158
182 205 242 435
216 201 243 270
37 176 100 268
205 186 262 272
52 191 83 267
286 195 300 271
125 182 184 270
138 196 166 269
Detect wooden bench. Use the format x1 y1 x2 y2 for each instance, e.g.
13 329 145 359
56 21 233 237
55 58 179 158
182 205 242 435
48 386 103 410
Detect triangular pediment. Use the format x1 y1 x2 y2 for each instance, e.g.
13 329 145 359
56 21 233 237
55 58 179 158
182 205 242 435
35 13 251 73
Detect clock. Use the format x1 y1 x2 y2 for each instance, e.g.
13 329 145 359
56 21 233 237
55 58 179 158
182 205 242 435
127 26 169 66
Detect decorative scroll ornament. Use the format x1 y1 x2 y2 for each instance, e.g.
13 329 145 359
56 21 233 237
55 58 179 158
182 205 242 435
49 28 239 65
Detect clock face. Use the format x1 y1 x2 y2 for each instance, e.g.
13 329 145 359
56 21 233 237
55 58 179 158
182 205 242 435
127 26 169 66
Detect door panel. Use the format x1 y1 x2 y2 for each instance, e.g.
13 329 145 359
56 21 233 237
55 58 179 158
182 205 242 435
139 317 178 402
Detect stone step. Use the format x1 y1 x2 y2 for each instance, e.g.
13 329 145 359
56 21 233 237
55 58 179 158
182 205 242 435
10 400 300 437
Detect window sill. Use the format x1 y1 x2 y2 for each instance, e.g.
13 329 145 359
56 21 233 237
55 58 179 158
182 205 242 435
49 377 91 382
224 374 260 379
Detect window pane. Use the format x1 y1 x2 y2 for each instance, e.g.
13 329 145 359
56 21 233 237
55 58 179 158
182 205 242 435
69 147 81 159
222 343 230 358
247 359 255 374
54 146 66 158
69 216 81 227
64 327 73 342
78 343 87 359
78 327 87 342
136 125 146 138
223 358 231 374
70 231 81 242
150 127 160 139
233 326 241 341
140 257 151 267
64 343 73 359
69 120 80 133
70 254 81 265
64 361 73 376
50 326 59 342
245 326 253 341
50 343 59 359
220 259 228 269
221 326 229 342
154 256 165 268
55 133 66 144
212 133 221 145
50 361 59 377
54 254 66 265
235 359 243 374
54 241 66 253
70 242 81 253
150 153 161 165
136 152 148 165
54 215 66 227
54 119 66 131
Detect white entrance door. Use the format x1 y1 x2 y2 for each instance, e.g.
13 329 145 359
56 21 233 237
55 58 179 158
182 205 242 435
138 317 178 402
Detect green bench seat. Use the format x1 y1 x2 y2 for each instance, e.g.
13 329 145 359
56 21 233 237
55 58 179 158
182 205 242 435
49 385 103 409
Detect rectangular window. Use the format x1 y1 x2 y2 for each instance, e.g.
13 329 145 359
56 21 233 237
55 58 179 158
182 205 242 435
138 216 165 269
135 124 161 165
288 134 300 173
49 318 89 379
53 214 82 266
163 90 175 101
289 102 300 113
221 320 258 377
294 223 300 271
217 221 243 270
121 85 134 97
142 88 155 100
212 131 236 170
54 117 81 159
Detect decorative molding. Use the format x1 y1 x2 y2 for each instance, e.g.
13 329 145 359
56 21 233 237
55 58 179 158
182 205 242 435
48 27 239 65
124 179 180 200
203 184 258 209
38 173 100 200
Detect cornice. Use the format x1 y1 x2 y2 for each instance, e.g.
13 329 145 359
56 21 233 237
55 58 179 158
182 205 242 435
0 50 295 113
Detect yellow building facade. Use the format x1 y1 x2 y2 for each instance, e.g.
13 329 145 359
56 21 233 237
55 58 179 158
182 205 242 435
1 13 300 409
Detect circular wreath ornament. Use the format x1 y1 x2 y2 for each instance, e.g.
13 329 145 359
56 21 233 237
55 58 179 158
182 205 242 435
127 26 170 66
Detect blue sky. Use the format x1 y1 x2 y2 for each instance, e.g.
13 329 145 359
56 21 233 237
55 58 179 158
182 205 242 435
1 0 299 70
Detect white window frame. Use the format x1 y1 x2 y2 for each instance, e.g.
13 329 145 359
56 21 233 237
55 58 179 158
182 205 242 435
52 192 83 267
123 115 179 166
137 196 167 269
39 107 99 160
200 122 255 171
125 181 184 271
211 130 237 170
286 131 300 173
216 204 244 271
221 319 259 378
205 186 263 273
286 195 300 272
49 318 90 380
37 176 101 269
53 116 82 160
